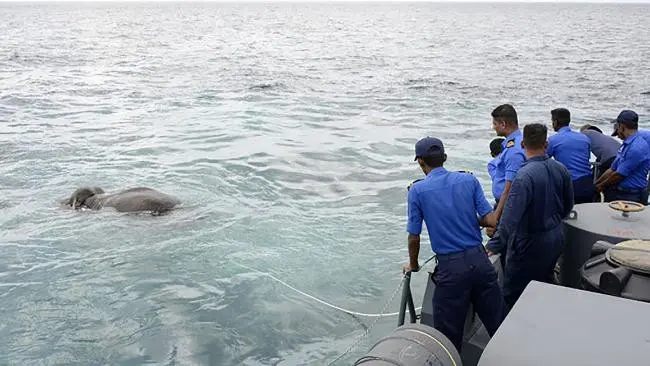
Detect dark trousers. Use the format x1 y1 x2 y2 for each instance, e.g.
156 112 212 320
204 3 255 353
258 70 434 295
432 245 508 352
503 228 564 309
603 186 648 205
573 175 596 204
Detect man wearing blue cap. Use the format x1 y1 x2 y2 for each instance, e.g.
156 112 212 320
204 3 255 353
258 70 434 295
609 110 650 203
611 110 650 147
404 136 507 352
546 108 596 203
597 110 650 204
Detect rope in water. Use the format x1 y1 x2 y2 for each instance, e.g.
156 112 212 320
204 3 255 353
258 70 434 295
231 255 436 365
325 255 437 365
231 260 425 317
325 276 408 366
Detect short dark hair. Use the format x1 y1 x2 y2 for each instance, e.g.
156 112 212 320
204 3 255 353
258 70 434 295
580 124 602 133
551 108 571 127
421 155 445 168
490 138 505 156
491 104 518 126
523 123 547 150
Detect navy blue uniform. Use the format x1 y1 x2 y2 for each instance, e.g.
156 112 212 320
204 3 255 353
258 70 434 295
634 129 650 150
547 126 596 204
407 167 507 352
635 129 650 195
605 132 650 204
495 155 574 308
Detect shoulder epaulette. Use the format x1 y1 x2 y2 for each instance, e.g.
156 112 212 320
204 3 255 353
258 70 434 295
407 178 424 191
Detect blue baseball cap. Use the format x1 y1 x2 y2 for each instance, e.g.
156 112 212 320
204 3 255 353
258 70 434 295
611 110 639 136
414 136 445 161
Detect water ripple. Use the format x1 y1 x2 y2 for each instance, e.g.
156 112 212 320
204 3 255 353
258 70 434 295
1 1 650 365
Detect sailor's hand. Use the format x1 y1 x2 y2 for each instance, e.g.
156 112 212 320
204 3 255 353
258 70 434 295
486 227 496 238
403 263 420 274
486 248 495 257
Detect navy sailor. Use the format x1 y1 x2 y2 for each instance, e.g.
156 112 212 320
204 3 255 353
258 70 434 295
404 136 507 352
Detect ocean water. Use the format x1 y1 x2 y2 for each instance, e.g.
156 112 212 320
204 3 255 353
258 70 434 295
1 1 649 365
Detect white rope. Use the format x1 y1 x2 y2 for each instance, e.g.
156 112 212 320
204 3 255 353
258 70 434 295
325 275 407 366
231 256 436 366
231 260 423 317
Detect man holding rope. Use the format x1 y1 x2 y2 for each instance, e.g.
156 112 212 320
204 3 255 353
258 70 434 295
404 136 507 352
597 110 650 204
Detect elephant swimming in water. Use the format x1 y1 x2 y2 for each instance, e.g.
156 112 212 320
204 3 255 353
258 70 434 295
62 186 181 214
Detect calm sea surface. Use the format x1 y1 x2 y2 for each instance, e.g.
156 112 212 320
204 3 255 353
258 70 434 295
1 1 649 365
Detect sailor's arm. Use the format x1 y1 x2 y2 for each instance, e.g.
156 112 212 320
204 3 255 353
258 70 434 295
473 177 498 228
472 177 500 256
595 168 618 191
594 168 613 187
490 175 531 254
406 235 420 273
494 150 525 221
404 188 423 273
599 145 648 192
562 166 575 217
493 180 511 221
495 153 526 221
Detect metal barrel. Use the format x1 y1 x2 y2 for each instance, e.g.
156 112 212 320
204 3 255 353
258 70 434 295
561 202 650 288
354 323 462 366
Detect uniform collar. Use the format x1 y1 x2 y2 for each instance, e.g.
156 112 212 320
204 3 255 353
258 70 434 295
527 154 549 162
557 126 571 134
522 154 549 167
503 129 521 144
624 131 640 145
426 166 448 178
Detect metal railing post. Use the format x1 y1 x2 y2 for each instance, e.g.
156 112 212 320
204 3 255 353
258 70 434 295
406 285 417 323
397 271 417 327
397 272 411 326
